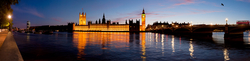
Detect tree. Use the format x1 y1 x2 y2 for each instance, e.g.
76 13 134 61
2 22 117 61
0 0 19 28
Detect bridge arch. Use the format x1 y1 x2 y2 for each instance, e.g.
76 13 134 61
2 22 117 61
173 28 192 33
163 29 173 33
229 27 250 33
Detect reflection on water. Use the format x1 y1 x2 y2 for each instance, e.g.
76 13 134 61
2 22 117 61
73 32 87 59
189 41 194 58
73 32 130 60
244 32 250 45
141 33 146 61
223 48 230 61
161 34 164 56
171 35 175 53
13 32 250 61
156 33 158 42
213 32 250 45
212 32 225 44
27 33 30 42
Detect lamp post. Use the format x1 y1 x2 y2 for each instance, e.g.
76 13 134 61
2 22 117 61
8 15 12 31
225 18 228 25
225 18 229 35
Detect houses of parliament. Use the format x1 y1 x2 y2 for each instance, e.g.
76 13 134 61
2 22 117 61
72 9 146 32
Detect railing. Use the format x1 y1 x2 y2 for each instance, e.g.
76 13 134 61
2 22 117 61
0 29 8 32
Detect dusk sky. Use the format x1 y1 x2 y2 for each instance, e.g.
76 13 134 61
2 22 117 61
11 0 250 29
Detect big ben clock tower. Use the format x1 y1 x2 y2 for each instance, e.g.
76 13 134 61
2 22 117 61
141 8 146 31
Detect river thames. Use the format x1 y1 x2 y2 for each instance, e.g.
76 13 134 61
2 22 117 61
13 32 250 61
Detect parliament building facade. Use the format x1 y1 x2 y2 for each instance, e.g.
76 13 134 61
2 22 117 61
71 9 146 32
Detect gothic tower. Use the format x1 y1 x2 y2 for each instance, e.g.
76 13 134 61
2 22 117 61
79 12 86 25
141 8 146 31
102 13 106 24
27 21 30 29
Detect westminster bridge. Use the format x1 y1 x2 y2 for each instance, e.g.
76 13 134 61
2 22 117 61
146 22 250 38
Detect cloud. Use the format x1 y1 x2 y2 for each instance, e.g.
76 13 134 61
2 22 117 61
161 0 218 9
112 8 223 24
112 10 162 23
173 0 195 6
145 8 223 22
12 6 44 18
51 17 62 22
146 12 160 15
161 0 197 9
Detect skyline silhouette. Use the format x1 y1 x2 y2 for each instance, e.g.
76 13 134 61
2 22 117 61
11 0 250 29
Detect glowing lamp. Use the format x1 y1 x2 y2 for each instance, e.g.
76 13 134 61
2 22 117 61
225 18 228 21
8 15 11 19
225 18 228 25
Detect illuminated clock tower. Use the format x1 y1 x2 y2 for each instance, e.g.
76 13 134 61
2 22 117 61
79 12 86 25
141 8 146 31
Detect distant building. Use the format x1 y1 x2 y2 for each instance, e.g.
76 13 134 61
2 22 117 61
79 12 86 25
141 8 146 31
73 13 140 31
145 21 190 31
30 9 146 32
237 20 249 25
27 21 30 29
72 9 147 32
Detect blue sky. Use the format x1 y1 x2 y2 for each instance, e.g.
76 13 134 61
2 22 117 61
11 0 250 29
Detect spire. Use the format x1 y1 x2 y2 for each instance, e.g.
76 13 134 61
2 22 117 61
103 13 105 18
142 8 145 14
98 18 101 24
96 20 98 24
102 13 106 24
82 8 83 12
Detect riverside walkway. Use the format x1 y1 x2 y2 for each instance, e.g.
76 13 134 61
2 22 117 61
0 30 23 61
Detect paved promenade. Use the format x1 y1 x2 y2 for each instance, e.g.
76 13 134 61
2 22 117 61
0 31 23 61
0 31 8 48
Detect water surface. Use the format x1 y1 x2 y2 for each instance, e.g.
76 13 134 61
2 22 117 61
13 32 250 61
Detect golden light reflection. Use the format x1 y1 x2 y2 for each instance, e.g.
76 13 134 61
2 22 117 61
248 34 250 44
161 34 164 56
161 34 164 42
73 32 130 59
149 33 152 41
75 32 87 59
189 41 194 58
27 34 30 42
156 33 158 42
141 32 146 61
171 35 175 53
223 48 230 61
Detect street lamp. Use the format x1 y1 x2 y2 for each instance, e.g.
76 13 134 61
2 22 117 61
8 15 11 19
225 18 228 25
8 15 12 31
